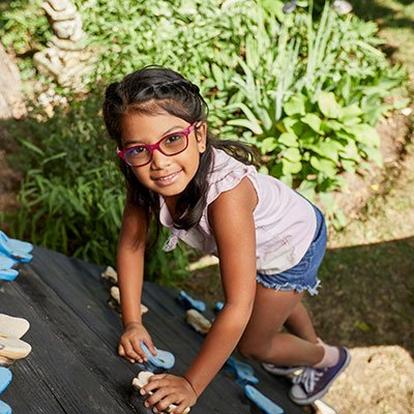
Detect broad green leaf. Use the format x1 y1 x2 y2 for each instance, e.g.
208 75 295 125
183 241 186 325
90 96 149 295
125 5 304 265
361 146 383 166
317 92 341 119
339 140 360 161
278 132 298 147
283 147 302 162
339 103 362 120
282 159 302 174
260 137 278 154
322 120 343 132
341 159 356 172
310 156 337 177
348 124 380 147
312 141 340 162
301 114 323 134
284 94 306 116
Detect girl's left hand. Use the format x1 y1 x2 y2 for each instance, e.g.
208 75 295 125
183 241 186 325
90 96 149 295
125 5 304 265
142 373 197 413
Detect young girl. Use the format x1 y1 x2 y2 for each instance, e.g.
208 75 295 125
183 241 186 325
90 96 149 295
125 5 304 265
103 66 350 413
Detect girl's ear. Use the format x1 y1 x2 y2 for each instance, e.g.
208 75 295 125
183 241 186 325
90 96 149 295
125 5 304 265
195 122 207 153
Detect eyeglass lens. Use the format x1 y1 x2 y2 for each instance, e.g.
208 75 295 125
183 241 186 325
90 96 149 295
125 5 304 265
125 132 188 166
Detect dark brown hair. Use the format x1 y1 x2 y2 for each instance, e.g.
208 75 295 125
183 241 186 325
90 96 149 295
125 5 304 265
103 65 258 243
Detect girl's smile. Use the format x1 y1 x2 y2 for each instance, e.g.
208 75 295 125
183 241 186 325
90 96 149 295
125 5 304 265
120 111 206 203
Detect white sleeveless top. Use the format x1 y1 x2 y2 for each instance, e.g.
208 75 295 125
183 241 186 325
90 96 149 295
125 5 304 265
160 148 316 273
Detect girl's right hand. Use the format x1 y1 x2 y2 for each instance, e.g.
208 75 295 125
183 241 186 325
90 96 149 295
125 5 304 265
118 322 156 364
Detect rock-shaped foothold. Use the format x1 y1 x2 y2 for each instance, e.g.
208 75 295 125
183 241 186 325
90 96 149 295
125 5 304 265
0 314 30 339
312 399 337 414
131 371 191 413
226 356 259 385
141 342 175 370
186 309 211 335
101 266 118 283
244 385 284 414
178 290 206 313
0 337 31 360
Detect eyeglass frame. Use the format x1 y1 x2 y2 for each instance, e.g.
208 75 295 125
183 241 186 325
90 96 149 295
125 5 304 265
116 123 196 167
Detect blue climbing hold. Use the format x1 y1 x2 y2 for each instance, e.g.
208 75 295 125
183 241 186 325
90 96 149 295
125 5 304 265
0 231 32 254
214 301 224 313
0 231 32 263
177 290 206 313
141 342 175 370
0 400 11 414
244 385 284 414
0 367 12 395
226 357 259 385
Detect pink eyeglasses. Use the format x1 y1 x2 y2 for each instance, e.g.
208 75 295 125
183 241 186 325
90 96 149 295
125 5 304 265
117 123 195 167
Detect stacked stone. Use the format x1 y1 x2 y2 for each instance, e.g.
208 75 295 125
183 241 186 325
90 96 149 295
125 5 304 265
34 0 94 89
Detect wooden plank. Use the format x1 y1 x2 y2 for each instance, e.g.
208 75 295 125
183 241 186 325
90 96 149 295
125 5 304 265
0 246 305 414
0 267 135 413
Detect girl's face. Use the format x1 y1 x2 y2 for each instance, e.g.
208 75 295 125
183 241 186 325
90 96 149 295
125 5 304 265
120 111 207 204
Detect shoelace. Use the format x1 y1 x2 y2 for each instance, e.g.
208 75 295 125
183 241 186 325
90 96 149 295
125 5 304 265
292 367 325 393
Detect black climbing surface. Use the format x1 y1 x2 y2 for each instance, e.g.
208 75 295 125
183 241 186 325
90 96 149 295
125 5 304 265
0 246 306 414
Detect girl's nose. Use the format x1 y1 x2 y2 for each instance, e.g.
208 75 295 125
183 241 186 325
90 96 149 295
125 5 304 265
150 149 171 170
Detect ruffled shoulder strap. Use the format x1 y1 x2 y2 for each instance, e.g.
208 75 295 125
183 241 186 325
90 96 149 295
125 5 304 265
206 148 258 206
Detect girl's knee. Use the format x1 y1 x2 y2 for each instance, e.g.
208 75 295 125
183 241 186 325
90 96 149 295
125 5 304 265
238 338 268 360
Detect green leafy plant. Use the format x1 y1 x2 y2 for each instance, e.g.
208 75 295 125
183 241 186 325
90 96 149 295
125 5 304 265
3 95 189 284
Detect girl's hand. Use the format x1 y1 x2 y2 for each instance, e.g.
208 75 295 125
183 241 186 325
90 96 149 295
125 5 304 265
142 373 197 414
118 321 156 364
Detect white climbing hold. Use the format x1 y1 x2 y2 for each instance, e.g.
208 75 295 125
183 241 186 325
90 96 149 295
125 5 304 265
186 309 211 335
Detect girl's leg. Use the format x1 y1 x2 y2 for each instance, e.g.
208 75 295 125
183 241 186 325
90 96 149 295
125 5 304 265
284 301 318 344
238 284 324 367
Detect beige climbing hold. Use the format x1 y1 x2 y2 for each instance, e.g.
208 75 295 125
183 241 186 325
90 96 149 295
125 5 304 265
110 286 121 304
109 286 148 314
0 314 30 339
132 371 190 414
313 399 337 414
0 337 32 360
101 266 118 283
0 356 13 367
186 309 211 335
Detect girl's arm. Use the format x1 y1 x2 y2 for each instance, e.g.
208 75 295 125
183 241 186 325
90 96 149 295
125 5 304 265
117 201 156 361
183 176 258 394
143 177 257 412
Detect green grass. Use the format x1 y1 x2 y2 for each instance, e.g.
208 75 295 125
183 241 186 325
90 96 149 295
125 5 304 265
181 1 414 355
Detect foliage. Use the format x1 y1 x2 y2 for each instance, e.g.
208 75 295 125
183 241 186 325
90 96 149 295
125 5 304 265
0 0 409 269
2 96 189 284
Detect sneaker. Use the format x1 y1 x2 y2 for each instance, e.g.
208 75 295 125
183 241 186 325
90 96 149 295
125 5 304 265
261 362 304 377
289 346 351 405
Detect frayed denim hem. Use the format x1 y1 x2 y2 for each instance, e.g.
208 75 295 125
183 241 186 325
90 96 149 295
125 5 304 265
256 276 321 296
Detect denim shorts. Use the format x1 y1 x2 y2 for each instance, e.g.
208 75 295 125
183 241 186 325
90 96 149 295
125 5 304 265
256 206 327 296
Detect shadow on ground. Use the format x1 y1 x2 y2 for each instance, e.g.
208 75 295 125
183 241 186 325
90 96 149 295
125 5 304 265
348 0 414 32
308 236 414 356
181 236 414 357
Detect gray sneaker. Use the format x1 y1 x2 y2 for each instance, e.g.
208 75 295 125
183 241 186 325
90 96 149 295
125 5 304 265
289 346 351 405
261 362 303 377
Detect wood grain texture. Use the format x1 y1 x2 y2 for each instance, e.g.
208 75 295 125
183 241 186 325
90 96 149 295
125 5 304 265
0 246 305 414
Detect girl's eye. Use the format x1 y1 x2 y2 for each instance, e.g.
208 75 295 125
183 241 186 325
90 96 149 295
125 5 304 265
165 134 183 144
128 146 146 155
